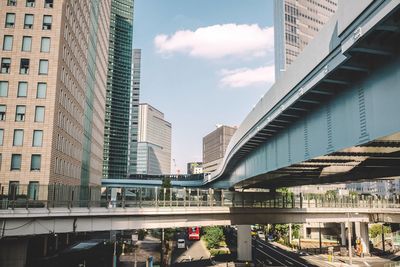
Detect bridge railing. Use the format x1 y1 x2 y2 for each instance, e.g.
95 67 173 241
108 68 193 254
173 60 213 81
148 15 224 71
1 184 400 210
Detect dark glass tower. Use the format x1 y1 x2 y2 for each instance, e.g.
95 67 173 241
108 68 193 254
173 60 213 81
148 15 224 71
103 0 134 179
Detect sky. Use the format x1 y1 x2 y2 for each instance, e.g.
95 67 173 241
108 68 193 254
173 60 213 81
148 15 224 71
133 0 275 173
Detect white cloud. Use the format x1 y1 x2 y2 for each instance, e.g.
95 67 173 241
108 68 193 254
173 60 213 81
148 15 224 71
154 24 274 59
219 65 275 88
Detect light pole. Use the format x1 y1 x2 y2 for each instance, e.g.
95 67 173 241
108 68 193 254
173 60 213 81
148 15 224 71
347 212 352 266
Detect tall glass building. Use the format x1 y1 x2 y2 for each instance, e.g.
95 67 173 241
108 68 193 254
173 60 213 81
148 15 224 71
274 0 338 79
103 0 134 179
0 0 111 199
128 49 141 174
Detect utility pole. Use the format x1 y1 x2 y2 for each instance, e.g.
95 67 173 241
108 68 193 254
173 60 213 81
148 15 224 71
348 213 352 266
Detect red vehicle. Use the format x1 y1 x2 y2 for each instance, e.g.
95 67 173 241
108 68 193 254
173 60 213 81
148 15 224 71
188 227 200 240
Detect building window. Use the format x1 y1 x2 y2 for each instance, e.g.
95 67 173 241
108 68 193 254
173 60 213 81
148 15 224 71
40 37 50 52
15 105 26 122
7 0 17 6
32 130 43 147
1 58 11 74
38 60 48 75
22 36 32 52
44 0 53 8
24 14 34 29
28 181 39 200
13 129 24 146
42 15 52 30
8 181 19 200
34 106 44 122
31 154 41 171
11 154 21 170
0 81 8 97
0 105 6 121
0 129 3 146
20 58 30 74
2 35 13 51
5 13 16 28
17 82 27 97
26 0 35 7
36 83 46 98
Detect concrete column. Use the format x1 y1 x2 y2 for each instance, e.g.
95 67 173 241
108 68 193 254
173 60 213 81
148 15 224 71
237 225 252 262
355 222 369 256
341 223 346 246
0 239 28 267
110 188 117 208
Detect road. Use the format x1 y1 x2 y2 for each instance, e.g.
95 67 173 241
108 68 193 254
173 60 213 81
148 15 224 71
253 237 397 267
172 238 212 267
253 238 318 267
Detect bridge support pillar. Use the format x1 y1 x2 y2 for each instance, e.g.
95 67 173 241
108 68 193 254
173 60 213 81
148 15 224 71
355 222 369 256
0 238 28 267
340 223 346 246
237 225 252 262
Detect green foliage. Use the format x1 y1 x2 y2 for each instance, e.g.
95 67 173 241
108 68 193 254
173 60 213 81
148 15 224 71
210 249 230 256
292 224 301 239
162 177 171 188
369 224 391 238
325 190 338 199
274 224 289 239
204 226 225 249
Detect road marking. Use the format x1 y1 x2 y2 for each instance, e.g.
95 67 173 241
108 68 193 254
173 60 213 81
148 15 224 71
364 261 371 266
255 240 309 267
285 259 293 265
255 247 287 266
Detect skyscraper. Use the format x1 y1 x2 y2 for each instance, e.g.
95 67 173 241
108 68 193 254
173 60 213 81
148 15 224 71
0 0 111 197
136 103 171 175
274 0 338 79
203 125 237 173
102 0 134 179
128 48 141 174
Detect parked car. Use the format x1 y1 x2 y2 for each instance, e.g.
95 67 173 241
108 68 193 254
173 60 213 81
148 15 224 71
257 231 266 241
177 239 186 249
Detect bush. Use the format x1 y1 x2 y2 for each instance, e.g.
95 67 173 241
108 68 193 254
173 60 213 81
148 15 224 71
204 226 225 249
370 224 391 239
210 249 230 256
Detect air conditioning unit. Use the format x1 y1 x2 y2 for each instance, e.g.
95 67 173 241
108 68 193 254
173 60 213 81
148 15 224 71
26 2 35 7
44 3 53 8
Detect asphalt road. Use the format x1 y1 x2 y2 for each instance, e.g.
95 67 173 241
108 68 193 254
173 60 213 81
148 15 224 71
253 238 319 267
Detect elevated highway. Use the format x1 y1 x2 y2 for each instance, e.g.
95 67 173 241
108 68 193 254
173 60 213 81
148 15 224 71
208 0 400 189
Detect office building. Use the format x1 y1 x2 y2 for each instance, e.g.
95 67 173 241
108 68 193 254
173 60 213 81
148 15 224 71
203 125 236 173
128 49 141 175
102 0 134 179
187 162 203 174
0 0 111 197
274 0 338 79
137 103 171 175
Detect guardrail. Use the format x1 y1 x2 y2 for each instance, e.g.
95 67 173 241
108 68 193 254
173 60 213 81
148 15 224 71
1 184 400 211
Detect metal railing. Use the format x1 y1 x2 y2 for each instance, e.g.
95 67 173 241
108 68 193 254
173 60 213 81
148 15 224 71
1 184 400 211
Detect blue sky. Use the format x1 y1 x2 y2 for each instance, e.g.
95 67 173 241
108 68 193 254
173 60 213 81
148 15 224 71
133 0 274 173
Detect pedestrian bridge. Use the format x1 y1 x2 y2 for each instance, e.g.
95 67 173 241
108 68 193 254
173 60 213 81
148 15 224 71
1 189 400 237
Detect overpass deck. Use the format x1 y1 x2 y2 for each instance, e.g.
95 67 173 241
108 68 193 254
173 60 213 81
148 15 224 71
1 189 400 237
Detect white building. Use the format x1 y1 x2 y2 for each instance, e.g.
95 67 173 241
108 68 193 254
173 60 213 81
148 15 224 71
136 103 171 175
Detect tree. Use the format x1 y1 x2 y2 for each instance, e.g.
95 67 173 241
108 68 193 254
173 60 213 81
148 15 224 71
369 224 391 239
204 226 225 249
